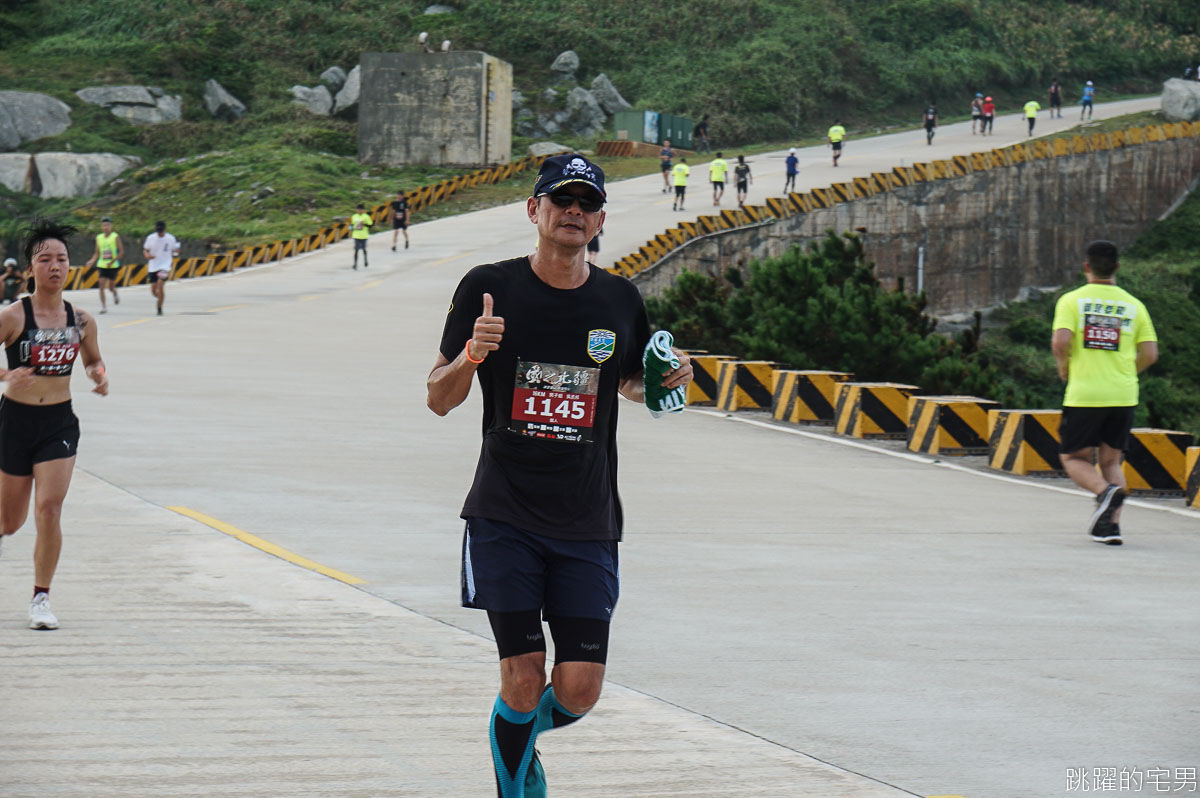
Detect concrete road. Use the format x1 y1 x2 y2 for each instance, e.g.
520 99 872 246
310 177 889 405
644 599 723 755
2 95 1196 798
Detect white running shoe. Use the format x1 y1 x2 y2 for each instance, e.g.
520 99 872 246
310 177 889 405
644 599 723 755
29 592 59 630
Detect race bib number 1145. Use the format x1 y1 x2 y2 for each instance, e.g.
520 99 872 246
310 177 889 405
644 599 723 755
511 360 600 443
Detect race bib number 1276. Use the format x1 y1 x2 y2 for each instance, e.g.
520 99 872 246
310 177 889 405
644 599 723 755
511 360 600 443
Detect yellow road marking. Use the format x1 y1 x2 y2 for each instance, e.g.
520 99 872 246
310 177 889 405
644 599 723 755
428 251 472 268
207 304 247 312
357 279 384 290
113 318 153 328
167 506 366 585
298 294 322 302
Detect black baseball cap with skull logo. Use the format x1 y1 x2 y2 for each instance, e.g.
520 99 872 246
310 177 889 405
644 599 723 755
532 154 606 203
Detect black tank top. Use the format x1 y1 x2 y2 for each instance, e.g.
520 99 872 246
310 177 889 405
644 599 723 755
5 297 82 377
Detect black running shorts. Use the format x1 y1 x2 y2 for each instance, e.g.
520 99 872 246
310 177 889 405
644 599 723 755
674 185 686 197
354 238 368 250
1060 406 1135 454
97 266 120 280
0 397 79 476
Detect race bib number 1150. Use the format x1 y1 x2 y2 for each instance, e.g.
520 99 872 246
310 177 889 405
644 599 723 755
511 360 600 443
1083 313 1121 351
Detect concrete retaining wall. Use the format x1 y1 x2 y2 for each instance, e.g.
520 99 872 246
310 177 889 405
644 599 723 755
629 129 1200 314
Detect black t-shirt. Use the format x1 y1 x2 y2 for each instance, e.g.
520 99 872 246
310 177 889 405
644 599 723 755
734 163 750 183
391 197 409 216
439 257 651 541
924 107 938 123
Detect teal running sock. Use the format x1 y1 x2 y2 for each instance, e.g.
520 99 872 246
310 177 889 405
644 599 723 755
534 685 585 734
490 694 538 798
643 330 686 417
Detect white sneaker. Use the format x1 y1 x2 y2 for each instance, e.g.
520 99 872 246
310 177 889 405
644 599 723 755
29 592 59 630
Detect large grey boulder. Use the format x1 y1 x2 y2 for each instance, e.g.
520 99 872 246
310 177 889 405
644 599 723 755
512 89 526 109
0 104 18 151
204 79 246 121
319 66 347 93
0 153 32 192
334 65 361 118
76 86 155 107
0 91 71 149
590 74 631 115
32 153 142 198
550 50 579 81
0 152 140 197
564 88 607 137
1162 78 1200 122
76 85 181 125
291 85 333 116
528 141 571 157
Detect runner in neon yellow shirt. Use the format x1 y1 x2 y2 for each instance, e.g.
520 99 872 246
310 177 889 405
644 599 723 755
1023 99 1041 136
1051 239 1158 545
827 121 846 167
350 203 373 270
85 216 124 313
708 152 729 206
671 158 689 212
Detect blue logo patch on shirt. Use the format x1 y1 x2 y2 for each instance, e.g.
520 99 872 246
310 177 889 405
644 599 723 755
587 329 616 364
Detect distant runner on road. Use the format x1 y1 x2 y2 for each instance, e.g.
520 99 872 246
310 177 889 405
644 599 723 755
426 152 692 798
784 148 798 193
1024 99 1042 136
1049 79 1064 118
981 96 996 135
1081 80 1096 120
923 101 939 145
970 93 983 134
659 140 674 194
142 221 179 317
672 157 690 212
827 121 846 167
350 203 372 270
708 152 728 206
1052 240 1158 546
390 190 410 251
0 219 109 630
734 155 752 207
85 216 123 314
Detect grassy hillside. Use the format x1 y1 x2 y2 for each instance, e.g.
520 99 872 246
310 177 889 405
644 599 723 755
0 0 1194 249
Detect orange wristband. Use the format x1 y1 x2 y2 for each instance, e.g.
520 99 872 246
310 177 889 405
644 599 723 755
464 339 485 364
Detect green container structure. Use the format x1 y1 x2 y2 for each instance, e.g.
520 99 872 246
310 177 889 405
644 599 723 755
612 110 650 143
610 111 693 148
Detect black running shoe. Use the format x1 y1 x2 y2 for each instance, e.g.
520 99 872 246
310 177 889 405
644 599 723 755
1087 484 1125 541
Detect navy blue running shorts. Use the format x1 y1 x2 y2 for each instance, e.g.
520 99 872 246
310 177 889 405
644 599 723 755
461 517 619 622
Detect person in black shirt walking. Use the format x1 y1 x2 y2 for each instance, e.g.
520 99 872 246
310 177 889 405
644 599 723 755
427 154 692 797
390 190 410 251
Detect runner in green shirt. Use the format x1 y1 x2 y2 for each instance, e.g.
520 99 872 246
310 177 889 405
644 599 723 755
85 217 124 313
671 158 689 212
1024 100 1041 137
708 152 728 206
1051 240 1158 545
827 121 846 167
350 203 373 270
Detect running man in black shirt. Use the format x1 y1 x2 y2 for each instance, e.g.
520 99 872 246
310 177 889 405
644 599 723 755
734 155 752 208
427 153 692 797
390 190 410 251
923 101 939 145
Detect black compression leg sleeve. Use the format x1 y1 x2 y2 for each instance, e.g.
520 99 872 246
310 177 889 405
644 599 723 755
488 609 547 661
547 616 610 665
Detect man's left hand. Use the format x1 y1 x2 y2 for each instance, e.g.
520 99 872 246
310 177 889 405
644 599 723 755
663 348 693 389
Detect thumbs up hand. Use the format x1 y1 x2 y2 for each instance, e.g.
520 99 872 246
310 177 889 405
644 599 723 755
468 292 504 363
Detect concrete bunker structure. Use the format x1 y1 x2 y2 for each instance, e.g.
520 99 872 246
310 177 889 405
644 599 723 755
358 51 512 168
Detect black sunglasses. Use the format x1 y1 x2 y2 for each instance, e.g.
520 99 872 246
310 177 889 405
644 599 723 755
545 191 604 213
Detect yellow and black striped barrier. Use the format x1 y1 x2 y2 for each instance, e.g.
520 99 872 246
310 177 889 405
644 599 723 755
715 360 778 411
1186 447 1200 509
987 409 1064 476
833 382 919 439
772 370 853 424
907 395 999 456
1123 428 1193 495
686 354 736 406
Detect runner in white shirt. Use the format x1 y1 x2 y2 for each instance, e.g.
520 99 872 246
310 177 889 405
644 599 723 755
142 221 179 316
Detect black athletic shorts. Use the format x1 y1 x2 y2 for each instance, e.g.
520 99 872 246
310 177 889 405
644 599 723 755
831 141 843 151
97 266 120 280
353 238 367 250
148 269 168 284
461 517 619 622
1050 96 1062 108
392 219 407 230
736 180 749 192
674 185 686 197
712 180 724 188
0 397 79 476
972 113 982 120
660 162 671 172
1060 406 1135 454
